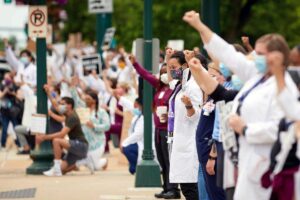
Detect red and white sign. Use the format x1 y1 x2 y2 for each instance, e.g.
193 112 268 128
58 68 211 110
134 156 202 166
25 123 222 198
28 6 47 38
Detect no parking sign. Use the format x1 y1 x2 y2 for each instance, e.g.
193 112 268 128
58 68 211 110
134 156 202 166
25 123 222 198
28 6 47 38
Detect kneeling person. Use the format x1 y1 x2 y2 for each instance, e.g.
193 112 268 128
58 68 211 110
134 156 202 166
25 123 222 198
36 95 88 176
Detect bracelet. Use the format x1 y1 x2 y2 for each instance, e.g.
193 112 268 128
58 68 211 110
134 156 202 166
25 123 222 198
185 105 193 110
208 155 217 160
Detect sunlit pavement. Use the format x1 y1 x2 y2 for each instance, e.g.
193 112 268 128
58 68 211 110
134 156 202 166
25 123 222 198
0 139 173 200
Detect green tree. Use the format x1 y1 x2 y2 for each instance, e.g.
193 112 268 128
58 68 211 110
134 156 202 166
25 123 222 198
61 0 300 50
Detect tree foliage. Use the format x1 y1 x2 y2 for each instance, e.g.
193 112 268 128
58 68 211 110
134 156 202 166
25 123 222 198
61 0 300 51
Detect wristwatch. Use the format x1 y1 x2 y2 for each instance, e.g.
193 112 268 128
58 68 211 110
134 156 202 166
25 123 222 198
208 155 217 160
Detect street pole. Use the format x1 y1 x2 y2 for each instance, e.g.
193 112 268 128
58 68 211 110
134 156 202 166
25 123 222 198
96 13 112 68
135 0 161 187
27 0 52 174
201 0 220 34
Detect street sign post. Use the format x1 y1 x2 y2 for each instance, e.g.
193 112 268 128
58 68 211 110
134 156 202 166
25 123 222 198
88 0 113 14
26 0 52 175
28 6 47 38
135 0 161 187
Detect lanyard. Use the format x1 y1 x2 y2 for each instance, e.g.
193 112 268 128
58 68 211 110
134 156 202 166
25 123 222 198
237 76 266 115
168 84 182 133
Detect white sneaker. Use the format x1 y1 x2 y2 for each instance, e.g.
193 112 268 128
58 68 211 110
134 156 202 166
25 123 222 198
43 167 62 177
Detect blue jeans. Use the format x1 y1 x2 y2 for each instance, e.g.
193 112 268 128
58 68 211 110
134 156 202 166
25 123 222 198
198 163 210 200
1 114 19 147
122 143 138 174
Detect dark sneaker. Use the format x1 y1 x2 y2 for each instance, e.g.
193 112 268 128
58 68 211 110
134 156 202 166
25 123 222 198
17 150 30 155
163 191 181 199
154 191 166 198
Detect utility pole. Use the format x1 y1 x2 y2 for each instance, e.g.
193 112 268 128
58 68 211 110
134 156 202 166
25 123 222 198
27 0 52 174
201 0 220 34
96 13 112 54
135 0 161 187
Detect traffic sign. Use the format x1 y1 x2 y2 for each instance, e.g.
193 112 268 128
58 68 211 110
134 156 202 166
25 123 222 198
28 6 47 38
89 0 113 14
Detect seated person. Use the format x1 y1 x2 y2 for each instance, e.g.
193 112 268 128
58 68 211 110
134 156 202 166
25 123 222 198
36 84 88 177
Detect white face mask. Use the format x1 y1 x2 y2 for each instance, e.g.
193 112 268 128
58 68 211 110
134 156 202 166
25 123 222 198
160 73 169 84
58 105 67 114
169 79 179 90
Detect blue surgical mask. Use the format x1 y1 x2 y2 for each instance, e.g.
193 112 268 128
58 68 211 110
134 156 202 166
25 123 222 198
51 91 57 98
170 68 183 80
231 75 243 91
254 55 267 74
219 63 232 78
132 108 141 116
20 57 30 65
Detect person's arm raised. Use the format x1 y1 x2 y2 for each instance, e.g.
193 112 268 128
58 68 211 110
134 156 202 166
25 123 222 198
183 11 257 82
188 58 218 95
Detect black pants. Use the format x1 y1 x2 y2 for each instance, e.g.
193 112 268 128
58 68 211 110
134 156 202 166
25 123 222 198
155 129 178 192
180 183 199 200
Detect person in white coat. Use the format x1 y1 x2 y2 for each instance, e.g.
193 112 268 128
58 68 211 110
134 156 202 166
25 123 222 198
4 43 36 88
121 97 144 174
167 51 203 200
183 10 299 200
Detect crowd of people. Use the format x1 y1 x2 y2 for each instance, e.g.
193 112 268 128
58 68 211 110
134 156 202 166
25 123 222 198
0 10 300 200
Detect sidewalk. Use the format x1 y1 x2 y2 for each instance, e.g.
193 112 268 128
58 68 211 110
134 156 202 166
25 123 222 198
0 141 167 200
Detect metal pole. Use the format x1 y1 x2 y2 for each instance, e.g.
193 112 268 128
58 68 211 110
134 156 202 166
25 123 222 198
27 0 52 175
96 13 112 68
201 0 220 34
135 0 161 187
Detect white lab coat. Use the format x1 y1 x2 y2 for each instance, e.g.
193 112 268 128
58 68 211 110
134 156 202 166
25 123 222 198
169 77 203 183
5 47 37 87
205 34 299 200
122 115 144 164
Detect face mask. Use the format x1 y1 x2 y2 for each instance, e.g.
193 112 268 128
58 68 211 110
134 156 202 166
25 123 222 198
4 79 12 85
170 68 183 80
20 57 30 65
118 62 126 69
231 75 243 91
51 91 57 98
58 105 67 114
169 79 178 90
111 65 117 72
132 108 141 116
254 55 267 74
219 63 232 79
160 73 169 84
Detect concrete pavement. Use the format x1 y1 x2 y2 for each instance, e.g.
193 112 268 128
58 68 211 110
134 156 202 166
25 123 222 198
0 140 176 200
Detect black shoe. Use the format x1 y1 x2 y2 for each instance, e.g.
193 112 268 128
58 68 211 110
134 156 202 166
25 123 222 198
162 191 181 199
154 191 166 198
17 150 30 155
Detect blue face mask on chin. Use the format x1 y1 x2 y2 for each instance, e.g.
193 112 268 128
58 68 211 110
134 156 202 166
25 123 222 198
254 55 267 74
132 108 141 116
219 63 232 79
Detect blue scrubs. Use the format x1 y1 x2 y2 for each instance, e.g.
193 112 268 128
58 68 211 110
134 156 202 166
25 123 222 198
196 108 226 200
